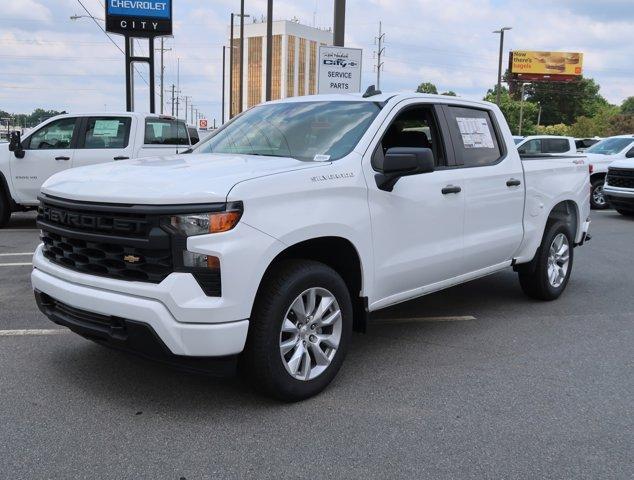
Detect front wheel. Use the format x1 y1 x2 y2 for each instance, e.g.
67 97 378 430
590 177 609 210
518 221 574 301
616 208 634 217
241 260 353 401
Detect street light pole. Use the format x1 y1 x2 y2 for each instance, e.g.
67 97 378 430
518 82 526 136
493 26 512 105
265 0 273 101
333 0 346 46
222 45 227 124
239 0 245 114
229 13 234 119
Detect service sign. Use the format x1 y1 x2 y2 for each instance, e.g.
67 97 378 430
318 46 362 94
198 118 209 130
105 0 172 37
511 51 583 76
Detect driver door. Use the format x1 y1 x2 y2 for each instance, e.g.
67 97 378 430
11 117 79 204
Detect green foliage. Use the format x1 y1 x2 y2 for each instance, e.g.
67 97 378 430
607 114 634 136
1 108 64 128
441 91 457 96
621 96 634 115
534 124 570 136
568 116 596 138
484 87 538 135
416 82 438 94
523 78 610 125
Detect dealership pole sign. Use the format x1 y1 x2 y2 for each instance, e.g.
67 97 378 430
105 1 173 112
318 46 363 94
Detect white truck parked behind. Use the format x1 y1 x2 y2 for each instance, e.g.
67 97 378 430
584 135 634 209
1 113 195 226
31 92 591 400
516 135 579 156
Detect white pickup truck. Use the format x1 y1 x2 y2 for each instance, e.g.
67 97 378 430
604 157 634 216
516 135 578 156
1 112 194 226
584 135 634 209
31 93 591 400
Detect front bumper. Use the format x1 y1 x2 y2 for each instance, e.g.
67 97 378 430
604 186 634 209
32 249 249 358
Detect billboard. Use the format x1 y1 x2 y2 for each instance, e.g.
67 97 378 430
105 0 172 37
510 51 583 82
318 46 363 94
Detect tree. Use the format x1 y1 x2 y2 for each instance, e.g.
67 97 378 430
523 78 610 126
608 114 634 136
441 91 457 96
621 96 634 115
534 124 570 136
416 82 438 94
484 87 539 135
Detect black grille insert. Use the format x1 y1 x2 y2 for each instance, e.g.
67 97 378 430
607 168 634 189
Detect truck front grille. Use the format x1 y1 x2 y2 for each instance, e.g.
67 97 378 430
607 168 634 189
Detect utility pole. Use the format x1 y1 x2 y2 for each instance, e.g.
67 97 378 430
176 58 180 118
170 84 175 116
222 45 227 123
229 13 234 119
493 27 512 105
333 0 346 46
536 102 542 127
183 96 190 122
239 0 245 115
156 38 172 114
190 104 194 125
265 0 273 101
374 21 386 90
518 84 525 135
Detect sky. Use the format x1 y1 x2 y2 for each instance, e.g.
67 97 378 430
1 0 633 123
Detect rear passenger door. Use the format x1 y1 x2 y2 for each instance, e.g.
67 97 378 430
73 116 134 168
442 105 525 273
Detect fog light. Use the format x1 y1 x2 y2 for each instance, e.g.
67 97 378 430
183 251 220 269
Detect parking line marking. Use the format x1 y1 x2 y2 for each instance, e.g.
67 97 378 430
0 262 32 267
0 252 34 256
1 229 39 232
0 329 69 336
374 315 476 324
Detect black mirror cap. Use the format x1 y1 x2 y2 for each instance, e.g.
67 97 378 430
375 147 435 192
8 131 21 152
626 150 634 158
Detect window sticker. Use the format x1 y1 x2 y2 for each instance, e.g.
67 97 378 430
456 117 494 149
93 120 121 137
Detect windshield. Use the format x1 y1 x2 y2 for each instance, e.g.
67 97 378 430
586 137 634 155
194 101 381 161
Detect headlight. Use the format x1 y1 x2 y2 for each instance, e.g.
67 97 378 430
170 208 242 236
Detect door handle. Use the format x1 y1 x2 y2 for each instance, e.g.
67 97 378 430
506 178 522 187
442 185 462 195
54 156 70 161
113 156 129 161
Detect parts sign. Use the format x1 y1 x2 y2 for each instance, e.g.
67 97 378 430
318 46 362 94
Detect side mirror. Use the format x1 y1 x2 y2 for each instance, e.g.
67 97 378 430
626 149 634 159
375 147 435 192
517 148 526 154
8 131 25 158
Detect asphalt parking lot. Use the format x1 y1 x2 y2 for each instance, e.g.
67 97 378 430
0 211 632 479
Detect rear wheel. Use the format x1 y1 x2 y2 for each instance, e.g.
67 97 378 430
616 208 634 217
590 177 608 210
0 191 11 227
518 220 574 301
241 260 353 401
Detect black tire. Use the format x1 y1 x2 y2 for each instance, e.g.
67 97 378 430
616 209 634 217
590 177 609 210
0 191 11 227
518 220 574 301
240 260 353 401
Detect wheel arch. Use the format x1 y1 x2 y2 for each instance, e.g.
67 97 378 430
255 236 368 333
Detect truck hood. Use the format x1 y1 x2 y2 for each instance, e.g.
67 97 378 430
608 158 634 169
41 153 320 204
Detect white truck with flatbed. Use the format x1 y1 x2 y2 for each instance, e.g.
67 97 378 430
31 92 591 400
0 112 195 226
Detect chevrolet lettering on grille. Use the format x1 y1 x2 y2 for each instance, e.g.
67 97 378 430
41 206 147 235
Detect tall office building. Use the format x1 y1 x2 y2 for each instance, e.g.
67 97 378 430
229 20 333 117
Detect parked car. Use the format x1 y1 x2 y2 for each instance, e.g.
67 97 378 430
575 137 601 152
0 112 195 226
516 135 578 156
584 135 634 209
603 158 634 216
32 93 591 400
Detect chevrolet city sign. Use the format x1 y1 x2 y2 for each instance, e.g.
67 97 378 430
105 0 172 37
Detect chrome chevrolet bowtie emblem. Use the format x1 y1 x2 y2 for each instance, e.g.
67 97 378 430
123 255 141 264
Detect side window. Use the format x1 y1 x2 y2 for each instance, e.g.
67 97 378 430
81 117 131 149
544 138 569 153
519 139 542 154
445 106 503 167
372 105 445 170
144 118 189 145
25 118 76 150
188 127 200 145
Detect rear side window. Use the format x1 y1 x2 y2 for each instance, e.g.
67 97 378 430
544 138 569 153
188 127 200 145
81 117 131 149
518 139 542 154
144 118 190 145
445 106 502 167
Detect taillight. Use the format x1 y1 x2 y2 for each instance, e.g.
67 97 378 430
589 164 594 175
